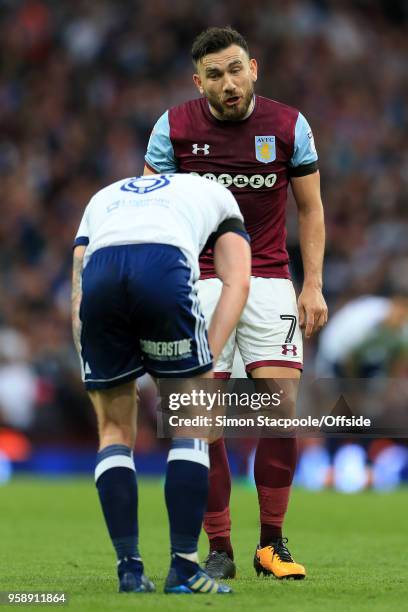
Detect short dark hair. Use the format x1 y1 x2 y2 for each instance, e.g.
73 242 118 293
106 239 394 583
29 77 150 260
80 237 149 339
191 27 249 64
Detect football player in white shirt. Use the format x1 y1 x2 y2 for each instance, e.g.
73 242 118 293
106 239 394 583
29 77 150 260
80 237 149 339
72 173 250 595
315 296 391 377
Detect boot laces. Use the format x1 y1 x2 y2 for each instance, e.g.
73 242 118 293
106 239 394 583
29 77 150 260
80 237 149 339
269 538 293 563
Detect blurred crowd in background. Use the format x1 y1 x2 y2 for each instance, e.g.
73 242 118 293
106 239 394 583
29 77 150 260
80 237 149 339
0 0 407 486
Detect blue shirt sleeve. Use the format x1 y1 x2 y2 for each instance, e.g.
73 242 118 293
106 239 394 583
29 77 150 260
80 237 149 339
73 236 89 248
145 111 178 173
290 112 318 167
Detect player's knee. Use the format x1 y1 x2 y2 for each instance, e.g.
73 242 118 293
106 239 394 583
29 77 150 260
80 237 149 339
272 385 297 419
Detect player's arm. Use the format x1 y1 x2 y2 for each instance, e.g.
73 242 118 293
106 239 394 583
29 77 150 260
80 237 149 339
143 165 157 175
71 245 86 355
291 170 328 338
209 224 251 364
289 112 328 338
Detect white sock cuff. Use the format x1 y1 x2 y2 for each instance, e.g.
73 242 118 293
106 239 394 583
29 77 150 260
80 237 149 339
167 439 209 468
95 454 136 482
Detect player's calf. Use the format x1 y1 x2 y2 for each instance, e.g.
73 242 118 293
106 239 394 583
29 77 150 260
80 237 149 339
90 383 155 593
164 438 232 594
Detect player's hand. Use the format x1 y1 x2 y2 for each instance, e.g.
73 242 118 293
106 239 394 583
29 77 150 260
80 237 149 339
297 285 328 339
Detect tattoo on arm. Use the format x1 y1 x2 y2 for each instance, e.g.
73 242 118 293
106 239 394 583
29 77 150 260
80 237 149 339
71 249 84 354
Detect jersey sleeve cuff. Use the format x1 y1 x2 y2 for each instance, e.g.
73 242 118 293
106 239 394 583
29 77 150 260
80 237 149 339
73 236 89 248
204 218 250 251
231 229 251 243
144 158 160 174
289 161 319 177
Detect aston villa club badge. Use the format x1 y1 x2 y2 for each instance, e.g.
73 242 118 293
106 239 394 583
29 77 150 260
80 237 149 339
255 135 276 163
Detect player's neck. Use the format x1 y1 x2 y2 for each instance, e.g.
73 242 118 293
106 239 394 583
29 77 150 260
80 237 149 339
208 95 255 121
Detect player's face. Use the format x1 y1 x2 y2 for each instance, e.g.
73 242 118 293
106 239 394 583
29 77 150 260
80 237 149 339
193 45 258 121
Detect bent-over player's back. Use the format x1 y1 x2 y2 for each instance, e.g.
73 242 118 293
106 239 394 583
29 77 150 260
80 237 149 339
75 173 244 276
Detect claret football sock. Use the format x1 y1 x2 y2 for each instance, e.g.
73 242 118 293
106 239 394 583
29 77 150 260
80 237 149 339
165 439 209 558
260 525 282 546
204 438 233 558
95 444 140 560
254 438 297 547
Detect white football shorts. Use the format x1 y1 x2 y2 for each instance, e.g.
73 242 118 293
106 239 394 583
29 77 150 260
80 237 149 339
197 277 303 375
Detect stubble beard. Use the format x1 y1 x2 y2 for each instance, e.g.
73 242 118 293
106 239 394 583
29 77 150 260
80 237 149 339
207 84 254 121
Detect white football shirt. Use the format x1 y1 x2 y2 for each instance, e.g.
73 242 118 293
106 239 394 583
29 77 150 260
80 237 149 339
74 174 245 277
315 296 390 375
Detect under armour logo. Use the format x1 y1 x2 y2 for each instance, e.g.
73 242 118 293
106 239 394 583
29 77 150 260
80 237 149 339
192 143 210 155
282 344 298 356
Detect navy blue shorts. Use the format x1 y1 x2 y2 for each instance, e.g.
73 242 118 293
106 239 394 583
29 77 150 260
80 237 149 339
79 244 212 390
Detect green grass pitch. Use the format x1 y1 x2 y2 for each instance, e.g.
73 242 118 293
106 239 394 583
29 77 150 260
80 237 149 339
0 477 407 611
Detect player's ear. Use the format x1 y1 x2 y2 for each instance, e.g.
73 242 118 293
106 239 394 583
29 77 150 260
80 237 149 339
192 72 204 95
249 58 258 82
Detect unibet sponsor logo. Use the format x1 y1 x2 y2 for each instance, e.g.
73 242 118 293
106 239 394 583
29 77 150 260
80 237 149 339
140 338 193 361
192 172 277 189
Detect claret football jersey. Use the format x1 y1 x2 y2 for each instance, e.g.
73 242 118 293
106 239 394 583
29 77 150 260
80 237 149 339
145 95 318 278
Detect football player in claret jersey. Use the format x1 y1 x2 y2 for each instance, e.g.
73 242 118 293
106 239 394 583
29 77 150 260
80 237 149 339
144 27 328 580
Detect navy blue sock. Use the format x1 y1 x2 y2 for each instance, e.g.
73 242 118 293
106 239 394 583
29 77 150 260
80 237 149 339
95 444 139 560
170 555 199 582
165 439 209 560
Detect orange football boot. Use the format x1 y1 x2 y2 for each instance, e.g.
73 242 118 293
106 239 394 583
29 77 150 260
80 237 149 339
254 538 306 580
